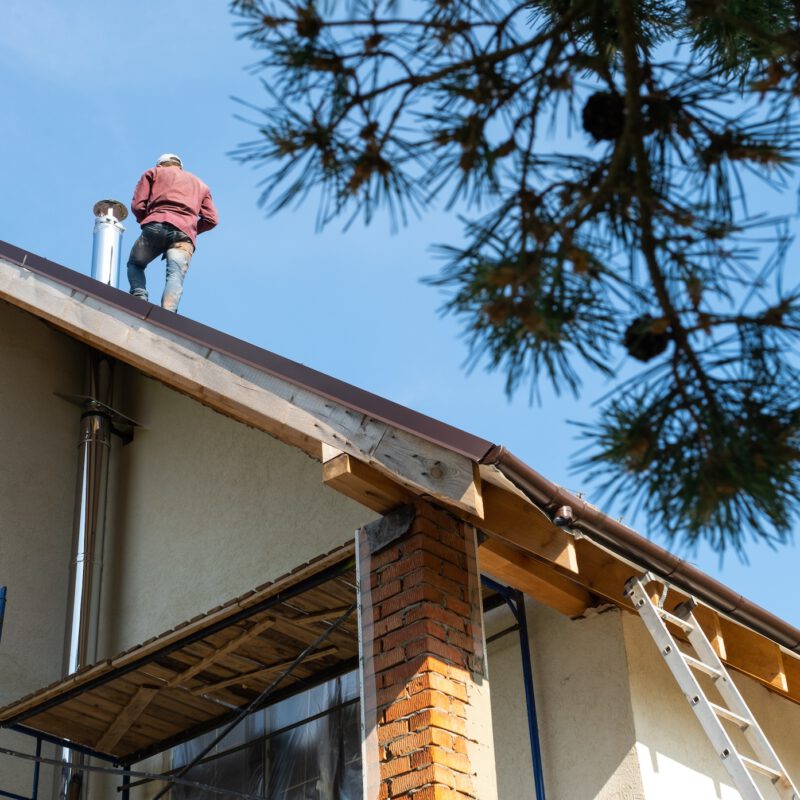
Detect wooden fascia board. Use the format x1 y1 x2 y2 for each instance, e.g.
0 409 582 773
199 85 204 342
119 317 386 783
0 259 482 516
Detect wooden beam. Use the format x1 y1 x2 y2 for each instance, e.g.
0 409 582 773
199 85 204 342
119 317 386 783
192 646 338 695
0 259 483 516
94 686 159 753
479 538 591 617
783 647 800 697
709 609 727 660
292 606 355 626
167 616 277 688
479 483 577 572
715 615 790 693
323 451 414 513
322 452 577 574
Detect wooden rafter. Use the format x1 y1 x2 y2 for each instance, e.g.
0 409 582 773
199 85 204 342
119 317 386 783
94 686 160 753
166 616 278 689
191 646 338 696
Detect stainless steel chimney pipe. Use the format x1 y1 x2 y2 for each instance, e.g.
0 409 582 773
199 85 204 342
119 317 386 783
90 200 128 287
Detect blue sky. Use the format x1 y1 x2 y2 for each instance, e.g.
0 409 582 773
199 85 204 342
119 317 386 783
1 0 797 626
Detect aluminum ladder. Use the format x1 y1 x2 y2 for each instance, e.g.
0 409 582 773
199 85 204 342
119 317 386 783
624 572 799 800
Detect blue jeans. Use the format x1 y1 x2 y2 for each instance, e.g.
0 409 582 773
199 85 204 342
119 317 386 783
127 222 194 312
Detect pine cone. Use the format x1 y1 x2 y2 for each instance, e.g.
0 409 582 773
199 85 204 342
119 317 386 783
623 315 671 362
295 7 322 39
582 92 626 142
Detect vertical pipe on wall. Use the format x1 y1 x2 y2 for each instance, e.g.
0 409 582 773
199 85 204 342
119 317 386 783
31 738 42 800
120 767 130 800
56 204 126 799
64 357 113 674
481 575 547 800
514 589 547 800
57 354 114 800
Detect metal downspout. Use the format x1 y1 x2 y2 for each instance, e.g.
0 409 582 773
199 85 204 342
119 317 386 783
58 354 114 800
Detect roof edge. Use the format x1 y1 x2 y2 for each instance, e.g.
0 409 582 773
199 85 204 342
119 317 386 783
484 445 800 654
0 240 494 462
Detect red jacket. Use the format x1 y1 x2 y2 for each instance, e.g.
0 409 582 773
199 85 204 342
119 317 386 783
131 166 218 245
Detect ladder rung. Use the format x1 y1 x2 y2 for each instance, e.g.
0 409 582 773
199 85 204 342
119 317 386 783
655 606 695 633
682 654 722 679
710 703 751 730
739 754 784 782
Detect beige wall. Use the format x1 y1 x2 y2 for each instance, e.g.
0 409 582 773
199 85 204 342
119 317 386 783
0 300 373 795
486 593 800 800
487 599 646 800
100 364 370 654
0 300 86 796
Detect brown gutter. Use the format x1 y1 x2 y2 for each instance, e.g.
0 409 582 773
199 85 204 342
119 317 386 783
484 446 800 655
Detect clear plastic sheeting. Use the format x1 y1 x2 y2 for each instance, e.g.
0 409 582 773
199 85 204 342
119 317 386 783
172 713 265 799
173 672 361 799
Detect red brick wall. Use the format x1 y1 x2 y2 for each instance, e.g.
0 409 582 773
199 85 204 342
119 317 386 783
358 500 489 800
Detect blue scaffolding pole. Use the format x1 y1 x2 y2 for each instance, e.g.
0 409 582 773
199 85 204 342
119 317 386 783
481 574 547 800
0 737 40 800
0 727 121 800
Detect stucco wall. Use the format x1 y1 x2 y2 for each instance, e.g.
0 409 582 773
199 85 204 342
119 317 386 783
99 365 371 654
0 300 86 796
487 598 646 800
487 595 800 800
0 299 374 795
623 612 800 799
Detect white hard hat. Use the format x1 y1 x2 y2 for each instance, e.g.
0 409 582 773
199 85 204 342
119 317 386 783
156 153 183 167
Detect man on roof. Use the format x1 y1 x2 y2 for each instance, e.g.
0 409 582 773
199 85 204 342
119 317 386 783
126 153 218 312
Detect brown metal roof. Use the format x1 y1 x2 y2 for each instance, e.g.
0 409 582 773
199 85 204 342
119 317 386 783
0 546 358 764
0 239 493 462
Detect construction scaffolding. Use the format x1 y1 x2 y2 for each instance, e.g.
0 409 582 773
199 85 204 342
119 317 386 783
0 564 545 800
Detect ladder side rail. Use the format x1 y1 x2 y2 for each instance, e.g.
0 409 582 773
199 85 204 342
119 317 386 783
684 613 799 800
627 580 766 800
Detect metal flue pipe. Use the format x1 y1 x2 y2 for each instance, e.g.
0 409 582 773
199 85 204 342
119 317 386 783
64 358 114 674
90 199 127 287
56 352 114 800
57 354 114 800
56 203 128 799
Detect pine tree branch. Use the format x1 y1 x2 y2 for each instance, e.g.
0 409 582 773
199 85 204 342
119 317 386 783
616 0 721 415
